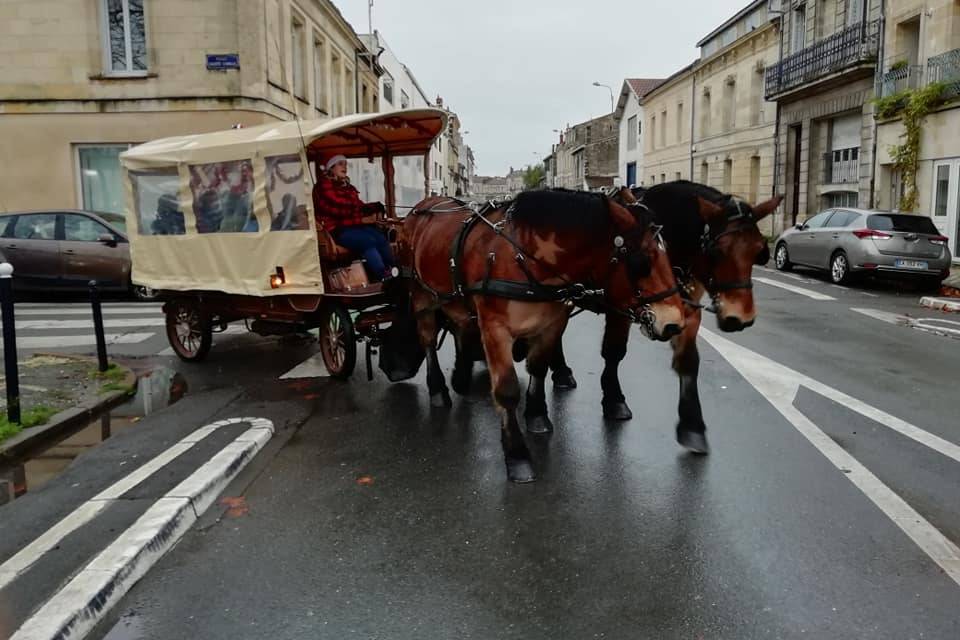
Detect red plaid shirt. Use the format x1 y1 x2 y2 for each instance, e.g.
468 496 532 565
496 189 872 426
313 174 365 232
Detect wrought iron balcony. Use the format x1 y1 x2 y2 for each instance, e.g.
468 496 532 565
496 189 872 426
823 147 860 185
927 48 960 99
878 64 924 98
765 20 881 99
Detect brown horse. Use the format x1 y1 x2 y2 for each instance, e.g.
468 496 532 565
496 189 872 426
548 181 783 453
401 189 686 483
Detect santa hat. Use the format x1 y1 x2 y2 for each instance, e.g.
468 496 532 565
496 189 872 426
323 154 347 171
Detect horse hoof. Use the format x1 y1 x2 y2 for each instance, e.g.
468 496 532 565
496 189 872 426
602 401 633 421
506 458 537 483
678 430 710 454
552 372 578 390
525 414 554 435
430 391 452 408
451 370 472 396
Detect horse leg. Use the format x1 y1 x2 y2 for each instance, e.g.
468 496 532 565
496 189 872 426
414 302 451 408
549 332 577 390
451 328 476 395
672 311 708 454
480 319 535 483
600 313 633 421
524 318 568 434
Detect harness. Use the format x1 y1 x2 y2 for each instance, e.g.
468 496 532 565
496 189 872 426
698 197 758 294
410 199 676 329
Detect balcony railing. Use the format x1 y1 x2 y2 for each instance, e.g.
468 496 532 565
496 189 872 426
823 147 860 185
878 64 924 98
927 48 960 99
765 19 881 99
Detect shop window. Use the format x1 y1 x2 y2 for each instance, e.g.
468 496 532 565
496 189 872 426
130 169 185 235
78 145 131 215
266 155 310 231
188 161 257 233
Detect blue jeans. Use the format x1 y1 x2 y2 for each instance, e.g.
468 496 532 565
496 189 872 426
334 225 395 279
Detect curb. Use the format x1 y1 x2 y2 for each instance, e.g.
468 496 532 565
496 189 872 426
920 296 960 312
0 356 138 463
10 417 275 640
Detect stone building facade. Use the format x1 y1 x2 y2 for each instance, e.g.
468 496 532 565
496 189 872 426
642 63 697 187
614 78 663 188
0 0 380 215
874 0 960 259
766 0 883 229
551 113 618 190
693 0 779 233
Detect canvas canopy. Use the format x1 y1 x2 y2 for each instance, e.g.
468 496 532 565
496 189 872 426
120 108 447 297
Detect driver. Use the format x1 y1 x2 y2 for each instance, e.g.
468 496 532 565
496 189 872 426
313 154 396 282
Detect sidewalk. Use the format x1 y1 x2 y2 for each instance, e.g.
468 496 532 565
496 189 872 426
920 265 960 312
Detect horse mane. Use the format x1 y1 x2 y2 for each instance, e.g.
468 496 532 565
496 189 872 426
508 189 611 233
641 180 729 249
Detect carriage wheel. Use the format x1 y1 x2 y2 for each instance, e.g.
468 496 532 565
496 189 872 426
319 302 356 379
165 300 212 362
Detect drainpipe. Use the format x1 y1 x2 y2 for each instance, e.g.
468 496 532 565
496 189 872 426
690 68 697 180
772 10 786 231
868 0 886 209
354 48 361 113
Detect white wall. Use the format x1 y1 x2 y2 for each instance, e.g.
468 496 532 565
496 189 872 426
618 91 644 187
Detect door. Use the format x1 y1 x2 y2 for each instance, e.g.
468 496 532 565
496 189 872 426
819 209 859 268
789 124 803 226
791 210 835 265
1 214 61 287
626 162 637 188
931 160 959 260
60 213 129 289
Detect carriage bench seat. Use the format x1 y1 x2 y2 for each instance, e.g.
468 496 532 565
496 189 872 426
316 228 354 264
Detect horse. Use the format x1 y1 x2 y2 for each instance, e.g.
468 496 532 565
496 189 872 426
401 189 687 483
546 181 783 454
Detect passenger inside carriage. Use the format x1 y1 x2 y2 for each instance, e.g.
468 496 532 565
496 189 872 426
312 154 396 282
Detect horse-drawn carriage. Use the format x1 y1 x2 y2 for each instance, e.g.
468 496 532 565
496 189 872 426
120 109 448 379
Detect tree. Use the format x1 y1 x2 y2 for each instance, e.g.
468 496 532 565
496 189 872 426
522 163 545 190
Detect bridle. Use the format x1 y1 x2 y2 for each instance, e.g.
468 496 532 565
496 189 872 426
698 196 761 296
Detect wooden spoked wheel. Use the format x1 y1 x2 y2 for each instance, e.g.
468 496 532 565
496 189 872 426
165 300 213 362
319 302 356 379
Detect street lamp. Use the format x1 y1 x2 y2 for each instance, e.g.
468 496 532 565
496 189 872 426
592 82 614 113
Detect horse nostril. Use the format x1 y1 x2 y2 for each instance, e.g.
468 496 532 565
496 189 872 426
662 323 682 339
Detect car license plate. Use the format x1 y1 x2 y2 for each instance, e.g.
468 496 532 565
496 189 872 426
895 259 928 270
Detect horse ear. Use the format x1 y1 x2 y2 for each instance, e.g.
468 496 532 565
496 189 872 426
751 195 784 221
696 197 726 223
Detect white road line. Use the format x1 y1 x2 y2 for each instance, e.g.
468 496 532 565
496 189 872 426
156 347 175 357
14 307 160 317
0 333 155 349
279 352 330 379
0 418 249 591
859 291 880 298
701 329 960 587
15 303 162 309
850 307 910 325
851 308 960 338
11 418 275 640
1 318 165 330
753 277 837 301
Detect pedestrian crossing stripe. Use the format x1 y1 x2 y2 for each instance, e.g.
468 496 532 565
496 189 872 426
2 318 167 330
0 333 155 349
14 307 162 317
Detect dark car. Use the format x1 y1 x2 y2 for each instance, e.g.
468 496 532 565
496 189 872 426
0 210 156 300
774 208 953 289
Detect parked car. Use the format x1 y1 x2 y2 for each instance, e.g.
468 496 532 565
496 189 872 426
773 208 953 289
0 210 157 300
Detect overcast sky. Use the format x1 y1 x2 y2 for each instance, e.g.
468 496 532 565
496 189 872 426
338 0 752 176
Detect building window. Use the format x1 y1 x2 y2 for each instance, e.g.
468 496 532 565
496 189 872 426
77 145 132 215
383 77 394 106
701 90 711 137
627 116 638 151
660 110 667 146
331 51 342 116
313 36 326 112
934 165 950 216
660 173 666 184
102 0 147 74
792 4 807 54
650 175 656 185
827 191 859 208
345 66 355 114
401 90 410 109
724 80 736 131
650 115 657 149
575 152 584 179
674 171 682 182
847 0 864 27
700 161 709 185
291 16 306 99
677 103 684 143
750 156 761 202
723 159 733 192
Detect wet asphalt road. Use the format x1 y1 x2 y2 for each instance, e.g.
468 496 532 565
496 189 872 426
2 268 960 639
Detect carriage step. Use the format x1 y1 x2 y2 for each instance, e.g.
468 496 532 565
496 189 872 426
249 319 308 336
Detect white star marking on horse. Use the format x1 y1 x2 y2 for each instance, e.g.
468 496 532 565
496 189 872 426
533 232 565 265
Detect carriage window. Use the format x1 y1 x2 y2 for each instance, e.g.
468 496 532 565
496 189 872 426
131 169 185 236
189 160 258 233
265 155 310 231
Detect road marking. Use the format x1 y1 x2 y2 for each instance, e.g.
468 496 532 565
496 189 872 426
850 307 910 325
10 418 274 640
0 333 155 350
15 307 160 317
0 418 249 591
2 318 166 330
753 277 837 301
851 308 960 338
280 352 330 379
14 303 162 310
701 329 960 586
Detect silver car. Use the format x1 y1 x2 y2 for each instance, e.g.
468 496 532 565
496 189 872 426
774 208 953 289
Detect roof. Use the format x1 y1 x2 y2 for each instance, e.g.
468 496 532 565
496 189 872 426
626 78 665 98
643 61 698 100
697 0 766 47
121 109 448 169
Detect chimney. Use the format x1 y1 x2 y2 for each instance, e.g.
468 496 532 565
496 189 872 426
436 95 444 108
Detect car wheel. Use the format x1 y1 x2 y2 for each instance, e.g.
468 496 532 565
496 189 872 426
830 251 851 285
132 285 160 301
774 243 792 272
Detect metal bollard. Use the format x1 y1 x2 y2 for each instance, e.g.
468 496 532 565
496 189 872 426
89 280 109 373
0 262 20 424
